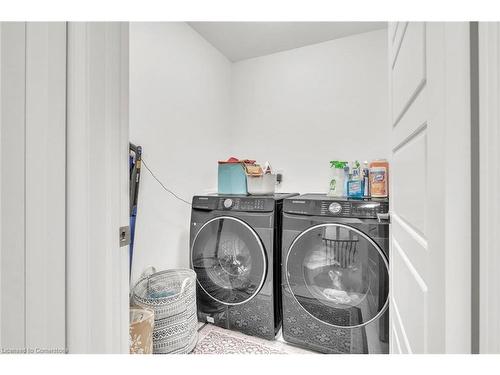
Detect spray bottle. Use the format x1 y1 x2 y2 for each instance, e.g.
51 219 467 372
362 161 370 198
347 161 363 198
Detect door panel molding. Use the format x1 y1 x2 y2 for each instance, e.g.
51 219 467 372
391 321 404 354
391 215 428 282
389 22 399 46
391 297 413 353
391 22 408 66
392 129 427 236
392 22 426 127
392 237 428 353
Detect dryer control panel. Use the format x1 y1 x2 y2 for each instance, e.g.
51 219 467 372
192 195 276 212
217 197 269 211
283 194 389 219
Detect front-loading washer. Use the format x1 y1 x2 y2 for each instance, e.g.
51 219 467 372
190 193 298 340
281 194 389 353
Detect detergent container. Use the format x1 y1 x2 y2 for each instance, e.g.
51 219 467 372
328 161 348 197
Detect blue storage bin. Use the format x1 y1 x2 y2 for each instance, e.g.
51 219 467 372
218 163 248 195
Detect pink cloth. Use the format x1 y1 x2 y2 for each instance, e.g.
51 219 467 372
218 157 256 164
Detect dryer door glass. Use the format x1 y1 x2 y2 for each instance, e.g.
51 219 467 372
191 216 267 305
286 223 388 328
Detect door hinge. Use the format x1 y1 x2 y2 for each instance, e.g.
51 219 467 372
119 226 130 247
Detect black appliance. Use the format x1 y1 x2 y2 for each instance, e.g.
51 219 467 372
281 194 389 353
190 193 298 340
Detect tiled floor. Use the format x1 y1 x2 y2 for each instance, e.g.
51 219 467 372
193 322 317 354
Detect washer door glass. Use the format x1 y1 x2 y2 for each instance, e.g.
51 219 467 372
191 216 267 305
286 223 389 328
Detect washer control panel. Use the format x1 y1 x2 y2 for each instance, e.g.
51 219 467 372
283 195 389 219
217 197 269 211
191 195 275 212
320 200 352 216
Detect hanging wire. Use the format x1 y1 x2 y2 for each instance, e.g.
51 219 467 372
141 158 192 206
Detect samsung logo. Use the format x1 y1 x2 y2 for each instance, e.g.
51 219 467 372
292 200 306 204
197 197 209 200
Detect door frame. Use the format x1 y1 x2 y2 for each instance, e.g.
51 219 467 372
66 22 129 354
0 22 67 353
441 22 473 353
1 21 129 354
478 22 500 354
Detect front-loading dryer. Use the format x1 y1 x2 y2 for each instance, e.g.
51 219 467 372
190 193 298 340
281 194 389 353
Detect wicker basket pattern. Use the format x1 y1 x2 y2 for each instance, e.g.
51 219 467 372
132 268 198 354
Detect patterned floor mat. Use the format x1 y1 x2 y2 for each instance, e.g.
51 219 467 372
191 324 313 354
192 330 285 354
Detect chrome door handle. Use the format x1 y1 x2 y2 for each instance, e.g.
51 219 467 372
377 212 391 223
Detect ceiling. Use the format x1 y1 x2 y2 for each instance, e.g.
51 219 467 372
188 22 387 62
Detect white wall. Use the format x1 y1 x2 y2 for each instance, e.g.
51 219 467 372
129 25 388 278
230 29 389 193
130 23 232 282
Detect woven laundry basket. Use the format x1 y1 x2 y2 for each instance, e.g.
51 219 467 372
131 268 198 354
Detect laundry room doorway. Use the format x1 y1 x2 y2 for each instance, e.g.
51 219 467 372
128 21 478 354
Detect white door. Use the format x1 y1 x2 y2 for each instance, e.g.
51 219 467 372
388 22 471 353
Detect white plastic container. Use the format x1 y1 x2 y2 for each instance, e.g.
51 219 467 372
247 174 276 195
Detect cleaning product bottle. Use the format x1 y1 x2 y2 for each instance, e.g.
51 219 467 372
362 161 370 197
344 164 350 196
351 160 361 181
347 161 363 198
369 159 389 198
328 161 348 197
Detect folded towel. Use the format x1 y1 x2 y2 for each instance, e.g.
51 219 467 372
148 290 176 299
